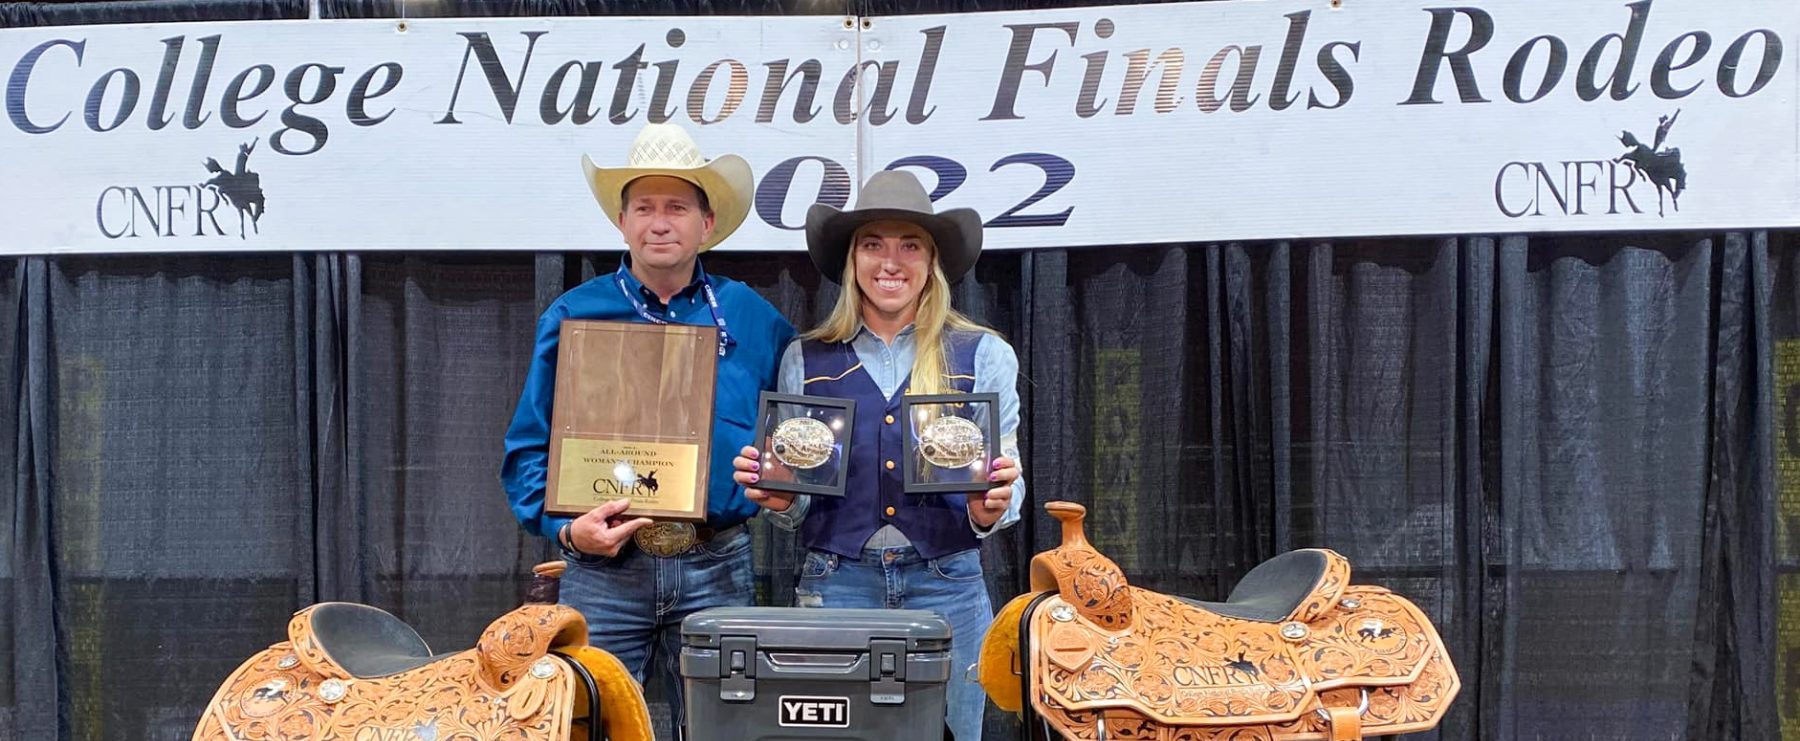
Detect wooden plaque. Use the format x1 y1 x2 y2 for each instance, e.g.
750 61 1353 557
545 320 717 521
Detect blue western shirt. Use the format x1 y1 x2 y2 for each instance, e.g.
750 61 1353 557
500 258 795 539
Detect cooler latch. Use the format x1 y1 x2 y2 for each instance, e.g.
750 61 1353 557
869 638 907 705
719 636 757 702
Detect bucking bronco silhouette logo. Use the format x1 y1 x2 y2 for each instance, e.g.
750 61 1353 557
1493 110 1696 220
1615 110 1687 217
1223 652 1260 681
201 138 267 239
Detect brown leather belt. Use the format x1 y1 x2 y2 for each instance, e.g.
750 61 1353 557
631 522 740 558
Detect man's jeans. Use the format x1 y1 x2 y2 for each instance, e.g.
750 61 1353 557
559 526 753 739
794 545 994 741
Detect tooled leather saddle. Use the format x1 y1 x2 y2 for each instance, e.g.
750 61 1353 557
191 562 653 741
980 502 1459 741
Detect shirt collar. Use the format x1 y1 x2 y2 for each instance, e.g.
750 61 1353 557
855 323 917 346
617 254 709 304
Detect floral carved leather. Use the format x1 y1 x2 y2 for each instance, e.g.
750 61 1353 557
979 502 1460 741
191 562 653 741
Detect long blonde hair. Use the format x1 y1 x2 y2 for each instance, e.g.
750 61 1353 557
802 232 994 396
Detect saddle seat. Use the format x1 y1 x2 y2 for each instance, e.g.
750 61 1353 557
302 602 457 678
191 562 654 741
979 502 1460 741
1178 549 1337 624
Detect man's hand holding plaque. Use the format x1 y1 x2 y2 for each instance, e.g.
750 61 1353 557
562 497 654 558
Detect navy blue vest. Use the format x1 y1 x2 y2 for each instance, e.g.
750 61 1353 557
799 331 984 560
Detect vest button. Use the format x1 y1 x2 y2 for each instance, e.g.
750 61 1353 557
885 506 896 516
885 414 895 425
885 460 895 470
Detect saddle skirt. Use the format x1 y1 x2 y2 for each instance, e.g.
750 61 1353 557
192 563 652 741
981 503 1459 741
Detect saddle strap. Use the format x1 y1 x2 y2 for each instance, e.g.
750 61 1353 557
1018 591 1058 741
1324 706 1362 741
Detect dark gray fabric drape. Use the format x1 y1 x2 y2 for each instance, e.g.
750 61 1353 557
2 235 1788 741
4 256 59 741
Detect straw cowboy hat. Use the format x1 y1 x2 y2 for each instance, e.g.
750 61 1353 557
804 170 984 283
581 123 753 251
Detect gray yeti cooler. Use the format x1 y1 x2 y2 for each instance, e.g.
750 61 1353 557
680 607 951 740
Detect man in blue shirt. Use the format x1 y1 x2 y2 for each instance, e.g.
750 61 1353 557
500 123 794 733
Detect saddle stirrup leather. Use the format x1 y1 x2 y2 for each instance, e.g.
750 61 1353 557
979 501 1461 741
191 561 654 741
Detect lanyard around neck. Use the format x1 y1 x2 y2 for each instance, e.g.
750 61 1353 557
613 266 734 357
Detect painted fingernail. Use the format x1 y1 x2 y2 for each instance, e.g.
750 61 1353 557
750 475 759 483
752 462 760 471
989 473 999 482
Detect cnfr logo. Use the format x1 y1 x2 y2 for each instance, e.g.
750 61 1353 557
96 138 267 239
592 469 659 498
1494 110 1688 218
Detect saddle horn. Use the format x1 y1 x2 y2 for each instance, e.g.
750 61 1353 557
1045 501 1091 549
525 560 566 605
1029 501 1136 629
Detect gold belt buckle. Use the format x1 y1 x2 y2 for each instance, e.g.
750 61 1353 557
633 522 697 558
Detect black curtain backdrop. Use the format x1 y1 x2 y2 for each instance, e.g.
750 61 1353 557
2 2 1794 740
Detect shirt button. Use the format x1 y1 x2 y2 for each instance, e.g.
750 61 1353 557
884 415 895 425
885 460 895 470
885 506 896 516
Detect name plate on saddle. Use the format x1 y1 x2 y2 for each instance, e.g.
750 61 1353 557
546 320 715 521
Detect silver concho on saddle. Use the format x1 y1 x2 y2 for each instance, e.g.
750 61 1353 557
979 502 1460 741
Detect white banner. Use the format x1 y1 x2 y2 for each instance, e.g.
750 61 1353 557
0 0 1795 255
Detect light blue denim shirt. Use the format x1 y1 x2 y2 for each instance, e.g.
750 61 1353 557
763 325 1026 544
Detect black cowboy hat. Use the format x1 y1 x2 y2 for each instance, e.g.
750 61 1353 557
803 170 984 283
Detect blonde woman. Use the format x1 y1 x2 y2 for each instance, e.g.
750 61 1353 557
733 170 1024 740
